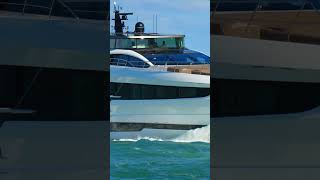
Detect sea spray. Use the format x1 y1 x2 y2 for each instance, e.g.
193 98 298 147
172 125 210 143
112 136 164 142
113 125 210 143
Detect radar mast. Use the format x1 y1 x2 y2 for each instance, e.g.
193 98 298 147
112 2 133 34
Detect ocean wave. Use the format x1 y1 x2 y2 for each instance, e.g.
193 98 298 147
171 125 210 143
112 136 164 142
113 125 210 143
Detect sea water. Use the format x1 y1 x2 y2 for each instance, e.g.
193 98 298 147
110 125 210 180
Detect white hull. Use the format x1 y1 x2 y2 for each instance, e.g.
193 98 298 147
213 106 320 178
110 65 210 88
212 35 320 83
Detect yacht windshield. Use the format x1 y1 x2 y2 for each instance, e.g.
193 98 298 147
143 52 210 65
110 37 184 49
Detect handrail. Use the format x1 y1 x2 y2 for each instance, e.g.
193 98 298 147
212 0 320 11
110 57 210 69
22 0 28 15
212 0 320 27
110 60 210 75
110 58 148 68
0 2 50 10
48 0 56 19
56 0 79 21
287 0 307 31
0 1 105 21
244 0 262 33
212 0 320 45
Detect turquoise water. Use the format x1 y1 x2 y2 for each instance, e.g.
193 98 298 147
110 140 210 180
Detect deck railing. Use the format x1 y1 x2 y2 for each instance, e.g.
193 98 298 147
211 0 320 45
110 58 210 67
0 0 106 21
110 58 210 75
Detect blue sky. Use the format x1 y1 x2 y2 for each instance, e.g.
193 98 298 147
110 0 210 56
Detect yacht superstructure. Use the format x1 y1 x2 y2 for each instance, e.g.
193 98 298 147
0 1 108 179
211 1 320 179
212 0 320 117
110 6 210 139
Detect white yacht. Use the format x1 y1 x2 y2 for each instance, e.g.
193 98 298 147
211 0 320 178
0 1 108 179
110 7 210 139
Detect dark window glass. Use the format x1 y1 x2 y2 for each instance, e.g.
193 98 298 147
128 56 150 68
144 52 210 65
110 54 150 68
213 79 320 117
110 83 209 100
0 66 107 121
110 54 128 66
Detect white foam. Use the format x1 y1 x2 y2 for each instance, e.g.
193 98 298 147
112 136 164 142
112 125 210 143
171 125 210 143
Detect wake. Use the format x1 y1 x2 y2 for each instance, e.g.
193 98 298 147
171 125 210 143
113 125 210 143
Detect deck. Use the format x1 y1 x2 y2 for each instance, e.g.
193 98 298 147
167 64 210 75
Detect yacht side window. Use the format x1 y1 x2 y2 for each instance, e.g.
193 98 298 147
128 56 150 68
110 82 209 100
110 54 129 66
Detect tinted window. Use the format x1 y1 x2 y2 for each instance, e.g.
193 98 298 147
110 37 185 49
213 79 320 117
110 55 150 68
110 54 128 66
144 52 210 65
0 66 107 121
128 56 150 68
110 82 209 100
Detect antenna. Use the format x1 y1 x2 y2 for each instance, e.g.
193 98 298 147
153 14 154 33
112 3 133 34
156 14 158 33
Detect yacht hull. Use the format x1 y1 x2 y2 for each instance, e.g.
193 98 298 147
212 35 320 73
213 106 320 179
0 15 106 70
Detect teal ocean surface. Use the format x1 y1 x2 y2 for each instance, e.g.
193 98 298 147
110 126 210 180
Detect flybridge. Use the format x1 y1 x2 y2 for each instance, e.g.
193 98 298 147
110 35 185 49
111 3 185 50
